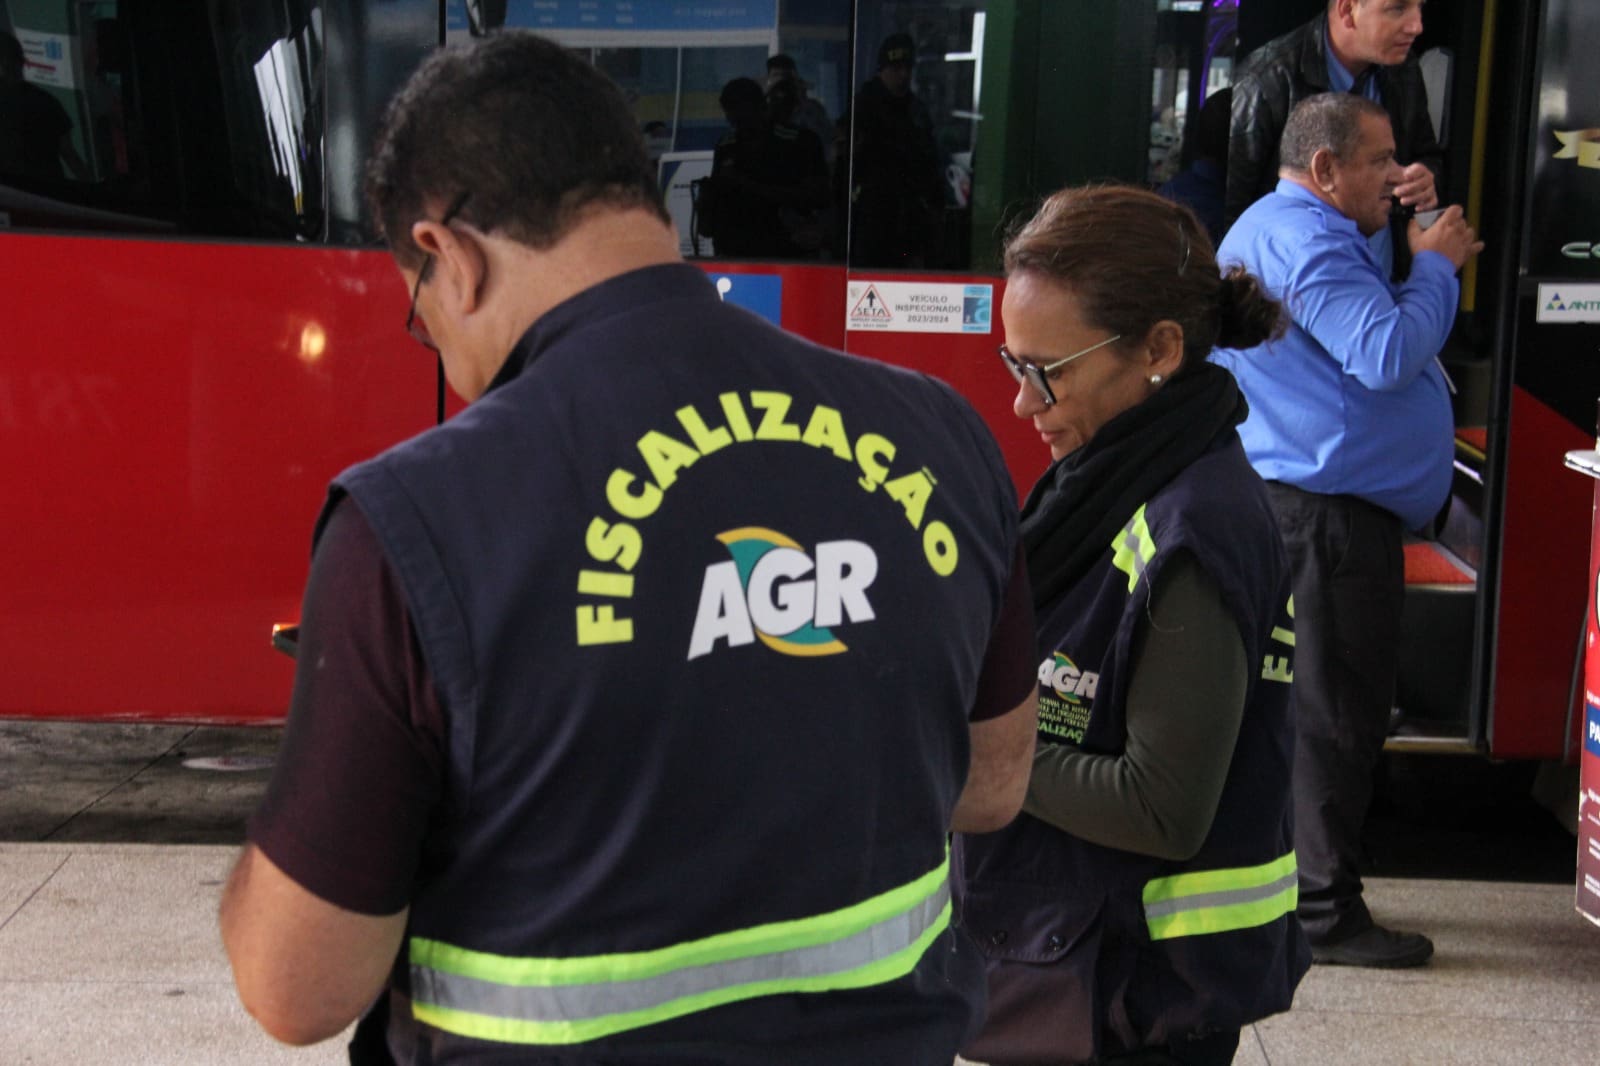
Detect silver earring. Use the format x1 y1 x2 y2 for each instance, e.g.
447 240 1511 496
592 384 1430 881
1150 374 1163 384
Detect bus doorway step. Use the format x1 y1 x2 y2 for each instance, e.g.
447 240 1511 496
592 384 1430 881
1394 538 1477 750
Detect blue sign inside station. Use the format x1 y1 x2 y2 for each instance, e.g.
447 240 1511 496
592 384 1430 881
710 273 783 326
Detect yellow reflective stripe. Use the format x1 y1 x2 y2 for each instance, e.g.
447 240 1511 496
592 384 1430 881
1142 851 1298 941
1110 504 1156 591
412 902 949 1045
409 852 951 1044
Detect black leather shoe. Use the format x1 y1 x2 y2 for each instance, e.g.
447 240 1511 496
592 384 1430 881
1311 923 1433 968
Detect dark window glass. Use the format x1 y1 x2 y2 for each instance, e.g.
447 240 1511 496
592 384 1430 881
844 2 1240 274
450 0 847 264
1 0 324 238
848 3 980 271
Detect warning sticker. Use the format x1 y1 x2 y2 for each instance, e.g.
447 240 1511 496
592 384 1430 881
846 281 993 334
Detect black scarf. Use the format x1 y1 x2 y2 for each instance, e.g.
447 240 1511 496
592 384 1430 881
1019 361 1247 609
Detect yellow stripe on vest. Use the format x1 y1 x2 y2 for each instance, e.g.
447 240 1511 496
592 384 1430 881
1111 504 1156 592
1142 851 1298 941
409 852 951 1045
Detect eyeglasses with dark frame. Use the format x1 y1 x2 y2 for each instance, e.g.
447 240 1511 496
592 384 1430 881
405 191 472 352
997 334 1124 407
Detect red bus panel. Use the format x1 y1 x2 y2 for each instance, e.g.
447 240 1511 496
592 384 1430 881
0 235 431 722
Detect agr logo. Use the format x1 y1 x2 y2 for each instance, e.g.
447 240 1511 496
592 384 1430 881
687 527 878 660
1038 651 1099 703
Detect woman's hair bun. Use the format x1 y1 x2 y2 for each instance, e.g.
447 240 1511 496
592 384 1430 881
1216 266 1287 350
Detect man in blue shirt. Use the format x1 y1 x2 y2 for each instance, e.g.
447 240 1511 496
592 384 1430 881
1213 92 1481 969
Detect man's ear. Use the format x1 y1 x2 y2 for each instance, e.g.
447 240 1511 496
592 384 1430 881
1309 147 1339 193
1333 0 1359 30
410 220 488 315
1145 320 1186 379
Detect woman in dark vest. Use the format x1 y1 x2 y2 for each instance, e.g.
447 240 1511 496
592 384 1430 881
956 185 1311 1065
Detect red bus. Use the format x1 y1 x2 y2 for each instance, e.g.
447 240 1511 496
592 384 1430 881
2 0 1596 775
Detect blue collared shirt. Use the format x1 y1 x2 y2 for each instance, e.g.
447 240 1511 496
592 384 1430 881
1210 181 1458 530
1325 39 1395 274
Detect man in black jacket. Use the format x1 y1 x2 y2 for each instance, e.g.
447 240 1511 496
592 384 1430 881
1226 0 1440 239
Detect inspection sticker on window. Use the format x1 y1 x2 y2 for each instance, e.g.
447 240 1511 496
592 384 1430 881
846 282 993 334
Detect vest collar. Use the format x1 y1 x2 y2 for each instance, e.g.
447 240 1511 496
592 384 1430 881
486 263 718 394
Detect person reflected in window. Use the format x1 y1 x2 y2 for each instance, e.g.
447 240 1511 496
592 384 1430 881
765 76 830 256
849 33 943 269
703 76 826 259
1159 88 1231 246
0 32 88 182
766 53 833 168
641 119 672 170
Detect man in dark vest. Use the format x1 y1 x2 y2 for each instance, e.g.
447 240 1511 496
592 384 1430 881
218 30 1037 1064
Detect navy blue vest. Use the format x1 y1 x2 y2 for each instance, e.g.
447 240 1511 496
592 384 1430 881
327 265 1022 1064
956 435 1310 1063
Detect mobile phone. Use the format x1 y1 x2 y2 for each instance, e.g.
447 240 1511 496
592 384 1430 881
271 623 299 659
1414 208 1445 230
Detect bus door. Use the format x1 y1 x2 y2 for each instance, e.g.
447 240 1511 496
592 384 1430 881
1366 0 1600 766
1481 0 1600 762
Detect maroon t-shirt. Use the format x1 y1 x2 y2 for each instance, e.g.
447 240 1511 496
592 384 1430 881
249 497 1036 915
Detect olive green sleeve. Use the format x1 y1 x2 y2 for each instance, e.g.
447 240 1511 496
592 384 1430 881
1022 550 1249 860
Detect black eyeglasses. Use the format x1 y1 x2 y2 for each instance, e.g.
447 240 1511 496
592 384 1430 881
997 335 1122 407
405 191 472 352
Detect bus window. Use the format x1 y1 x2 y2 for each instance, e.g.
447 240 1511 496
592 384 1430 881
847 5 978 271
449 0 852 264
847 2 1226 275
0 1 326 237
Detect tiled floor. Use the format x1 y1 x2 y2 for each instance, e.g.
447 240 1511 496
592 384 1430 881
0 844 352 1064
3 721 1599 1064
3 847 1597 1065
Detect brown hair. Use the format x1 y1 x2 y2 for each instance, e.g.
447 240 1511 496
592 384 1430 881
1003 184 1284 366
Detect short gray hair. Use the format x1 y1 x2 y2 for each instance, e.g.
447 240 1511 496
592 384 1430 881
1279 92 1391 171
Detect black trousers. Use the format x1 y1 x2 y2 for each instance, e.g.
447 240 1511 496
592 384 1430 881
1264 483 1405 944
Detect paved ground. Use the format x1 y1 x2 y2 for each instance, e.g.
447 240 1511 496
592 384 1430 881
3 721 1598 1064
0 722 278 844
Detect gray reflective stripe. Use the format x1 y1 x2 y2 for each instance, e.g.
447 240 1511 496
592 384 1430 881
411 878 951 1025
1118 529 1149 579
1142 869 1299 921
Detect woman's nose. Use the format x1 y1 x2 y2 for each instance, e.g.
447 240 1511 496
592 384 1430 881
1014 380 1046 418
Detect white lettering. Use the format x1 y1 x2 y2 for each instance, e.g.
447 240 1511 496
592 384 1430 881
747 547 816 636
1037 655 1100 700
813 540 878 627
687 538 880 660
687 562 755 659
